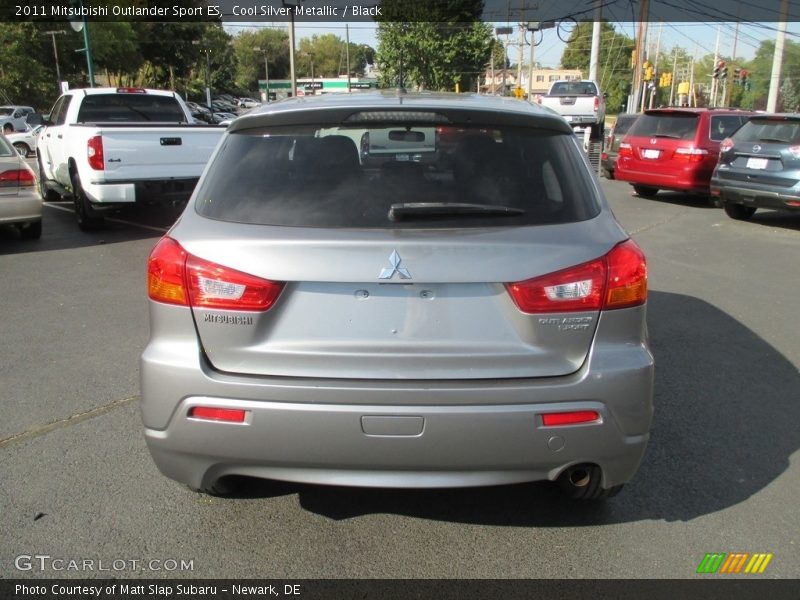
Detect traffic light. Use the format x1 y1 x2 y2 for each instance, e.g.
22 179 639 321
740 69 749 88
643 61 653 81
713 59 726 79
734 67 742 84
664 72 672 87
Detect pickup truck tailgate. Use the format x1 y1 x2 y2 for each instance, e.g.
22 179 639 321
93 127 222 181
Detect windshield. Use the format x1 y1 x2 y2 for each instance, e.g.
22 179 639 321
195 120 599 229
627 112 699 140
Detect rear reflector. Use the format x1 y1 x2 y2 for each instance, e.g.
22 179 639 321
787 200 800 207
147 236 284 311
542 411 600 426
506 239 647 314
189 407 246 423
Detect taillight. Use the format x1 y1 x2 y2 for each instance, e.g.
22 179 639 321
593 96 600 113
506 239 647 314
147 237 284 311
116 87 147 94
673 147 709 162
788 146 800 159
719 138 734 153
0 168 35 187
87 135 104 170
601 152 609 161
618 142 633 158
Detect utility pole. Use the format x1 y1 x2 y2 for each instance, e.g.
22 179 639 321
528 30 535 100
711 26 720 107
42 30 66 92
767 0 790 112
588 0 602 83
254 47 270 102
631 0 649 114
649 23 662 109
669 47 678 106
345 24 351 93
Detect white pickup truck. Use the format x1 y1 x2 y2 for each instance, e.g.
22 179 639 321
37 87 224 230
538 80 606 139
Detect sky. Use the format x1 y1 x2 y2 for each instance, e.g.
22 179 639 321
227 21 800 69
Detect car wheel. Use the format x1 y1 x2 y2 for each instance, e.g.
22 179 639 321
557 464 624 501
723 202 756 221
633 185 658 198
19 220 42 240
3 123 13 134
13 142 30 157
71 170 104 231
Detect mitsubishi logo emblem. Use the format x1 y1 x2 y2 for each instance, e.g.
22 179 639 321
379 250 411 280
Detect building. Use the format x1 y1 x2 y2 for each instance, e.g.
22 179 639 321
258 76 378 101
482 67 584 98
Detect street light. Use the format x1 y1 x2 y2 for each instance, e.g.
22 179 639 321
41 30 66 93
254 47 270 103
192 40 212 108
281 0 304 98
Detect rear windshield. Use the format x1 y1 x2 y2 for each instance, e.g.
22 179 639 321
549 81 598 96
709 115 749 141
732 119 800 144
195 121 600 229
76 93 187 123
626 112 699 141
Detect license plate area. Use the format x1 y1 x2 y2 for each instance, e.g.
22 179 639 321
642 148 660 159
746 157 768 170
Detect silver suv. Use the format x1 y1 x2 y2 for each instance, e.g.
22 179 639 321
142 92 653 501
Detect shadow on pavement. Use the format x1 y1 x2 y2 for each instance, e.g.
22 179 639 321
223 290 799 525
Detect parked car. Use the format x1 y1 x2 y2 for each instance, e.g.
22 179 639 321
710 113 800 220
142 92 653 501
239 97 261 108
37 87 225 231
601 113 639 179
0 133 41 239
0 105 36 133
538 80 606 139
615 108 752 199
5 123 44 157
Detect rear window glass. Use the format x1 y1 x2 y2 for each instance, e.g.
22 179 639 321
709 115 748 141
613 115 637 136
76 93 187 123
626 112 699 141
732 119 800 144
549 82 598 96
195 121 600 229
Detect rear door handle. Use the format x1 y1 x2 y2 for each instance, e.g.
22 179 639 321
57 134 62 139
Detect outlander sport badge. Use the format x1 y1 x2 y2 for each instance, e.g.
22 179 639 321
379 250 411 280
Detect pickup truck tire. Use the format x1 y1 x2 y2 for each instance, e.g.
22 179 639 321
633 185 659 199
71 170 105 231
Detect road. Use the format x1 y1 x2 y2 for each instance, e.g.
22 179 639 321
1 180 798 579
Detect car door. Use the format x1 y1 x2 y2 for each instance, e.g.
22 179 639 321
41 95 72 184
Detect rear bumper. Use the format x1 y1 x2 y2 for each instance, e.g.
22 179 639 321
711 180 800 211
0 191 42 224
141 305 654 490
83 177 198 205
615 161 711 193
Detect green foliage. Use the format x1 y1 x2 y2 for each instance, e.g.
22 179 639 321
232 28 289 94
561 21 634 113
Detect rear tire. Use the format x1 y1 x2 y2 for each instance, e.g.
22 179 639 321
602 168 614 180
13 142 30 157
723 202 756 221
71 170 104 231
19 220 42 240
633 185 658 198
557 464 624 501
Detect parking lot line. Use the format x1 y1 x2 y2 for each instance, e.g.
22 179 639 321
44 202 170 234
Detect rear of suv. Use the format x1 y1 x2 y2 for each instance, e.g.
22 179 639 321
615 108 751 198
141 92 654 501
711 113 800 220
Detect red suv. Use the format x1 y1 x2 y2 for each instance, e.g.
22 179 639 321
615 108 752 198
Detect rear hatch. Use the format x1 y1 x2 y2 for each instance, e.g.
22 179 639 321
620 110 704 176
716 116 800 189
165 110 631 381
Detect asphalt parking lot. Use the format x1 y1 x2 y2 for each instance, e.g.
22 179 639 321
1 180 798 579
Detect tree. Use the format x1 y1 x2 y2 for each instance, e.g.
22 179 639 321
376 0 493 92
232 28 290 94
490 38 509 69
297 34 346 79
561 21 634 113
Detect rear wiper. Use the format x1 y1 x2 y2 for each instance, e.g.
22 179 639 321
758 137 789 143
652 133 683 139
389 202 525 220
